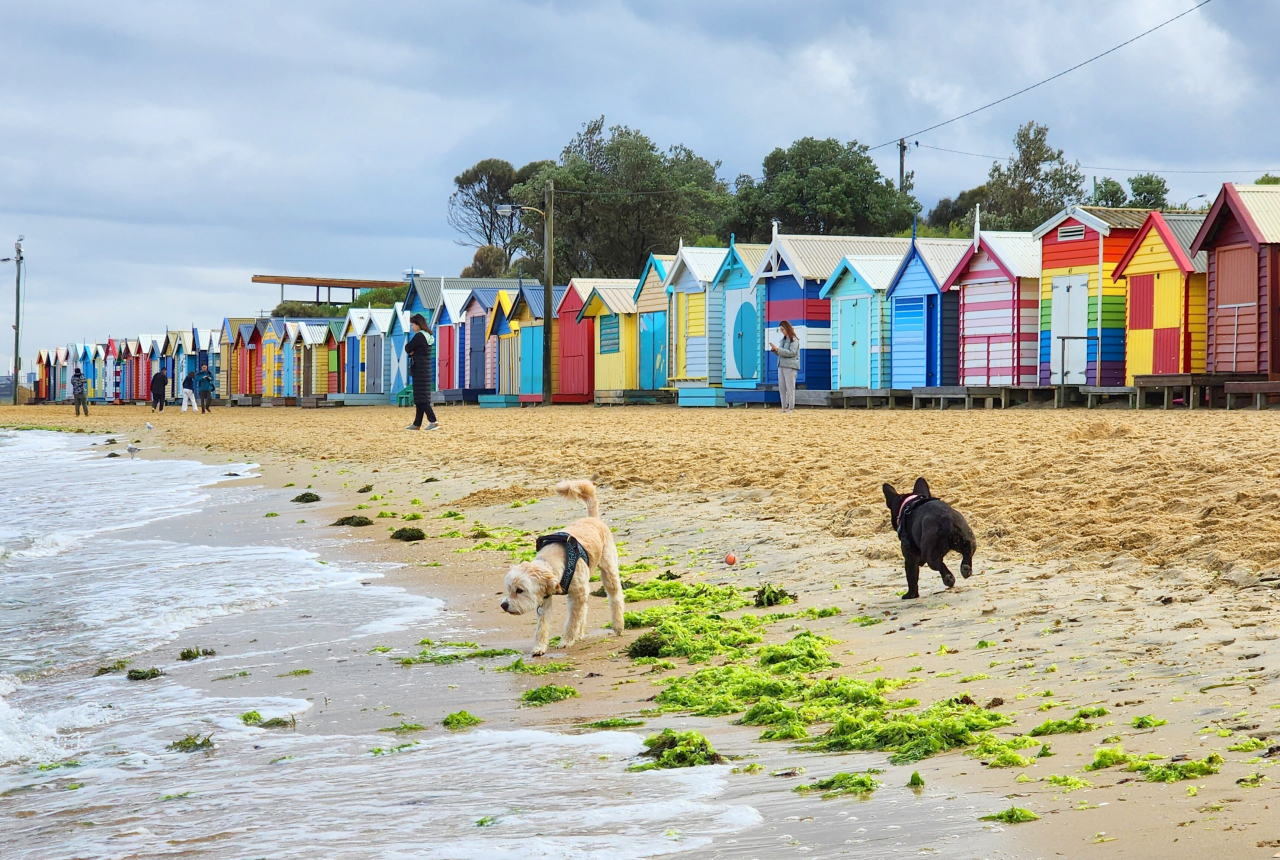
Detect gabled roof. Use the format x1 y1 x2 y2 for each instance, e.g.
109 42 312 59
751 235 911 288
1190 183 1280 255
578 285 638 321
461 287 500 314
362 307 396 336
663 246 730 290
139 334 166 354
297 323 330 346
485 291 518 339
710 241 771 290
1032 205 1150 239
434 288 471 328
1113 211 1207 280
408 276 538 314
510 284 569 321
819 252 912 299
341 308 372 338
632 253 677 302
558 279 621 315
886 238 972 297
940 231 1041 290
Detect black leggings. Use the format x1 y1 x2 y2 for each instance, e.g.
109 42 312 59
413 402 437 426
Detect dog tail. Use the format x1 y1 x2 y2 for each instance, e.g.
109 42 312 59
556 479 599 518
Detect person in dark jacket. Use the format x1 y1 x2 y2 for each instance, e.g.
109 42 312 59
195 365 215 413
150 368 168 412
180 371 198 413
404 313 439 431
71 368 89 416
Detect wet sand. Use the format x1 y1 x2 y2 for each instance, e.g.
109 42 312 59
4 403 1280 858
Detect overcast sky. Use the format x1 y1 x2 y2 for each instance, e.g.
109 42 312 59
0 0 1270 372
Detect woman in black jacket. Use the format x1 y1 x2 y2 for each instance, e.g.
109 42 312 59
404 314 439 431
150 368 168 412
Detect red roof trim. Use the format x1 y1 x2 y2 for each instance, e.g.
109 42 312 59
1190 183 1264 255
1112 212 1194 280
940 241 1017 291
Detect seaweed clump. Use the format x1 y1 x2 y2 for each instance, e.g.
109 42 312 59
806 697 1013 764
966 733 1041 768
168 733 214 752
332 515 373 527
443 711 484 731
391 527 426 542
754 583 797 607
1131 715 1167 729
94 659 130 676
127 667 163 681
628 729 725 771
1129 752 1222 783
292 492 321 503
794 770 883 798
521 685 579 707
585 718 645 729
1028 716 1097 736
980 807 1040 823
178 647 215 661
497 658 573 675
358 484 374 493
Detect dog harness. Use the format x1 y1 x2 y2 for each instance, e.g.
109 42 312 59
895 494 935 542
535 532 591 594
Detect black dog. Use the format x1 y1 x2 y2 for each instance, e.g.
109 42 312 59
882 478 975 599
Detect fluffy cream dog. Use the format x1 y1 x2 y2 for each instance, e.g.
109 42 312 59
500 479 624 656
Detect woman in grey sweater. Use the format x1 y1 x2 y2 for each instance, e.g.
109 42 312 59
771 319 800 414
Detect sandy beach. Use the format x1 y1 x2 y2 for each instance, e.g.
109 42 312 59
3 402 1279 859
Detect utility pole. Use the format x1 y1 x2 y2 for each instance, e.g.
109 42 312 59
541 180 554 407
898 138 907 194
2 237 21 405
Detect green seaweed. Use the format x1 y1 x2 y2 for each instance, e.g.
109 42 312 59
794 770 883 797
959 673 991 683
358 484 374 493
212 671 250 681
391 527 426 541
37 760 81 771
292 492 321 503
802 697 1013 764
403 512 424 521
1075 706 1108 719
1084 745 1138 771
437 510 463 519
443 711 484 731
628 729 725 771
259 715 297 729
94 659 130 676
240 710 263 725
277 669 311 677
849 615 885 627
1131 715 1167 729
496 658 573 675
178 647 215 661
754 583 796 607
980 807 1040 823
475 815 497 827
168 733 214 752
369 646 392 654
521 685 579 706
1129 753 1222 783
1227 737 1267 752
1236 772 1270 787
585 718 645 729
1047 774 1093 792
1028 717 1096 737
377 510 399 519
623 613 763 663
967 733 1040 768
265 512 279 518
756 631 839 675
332 515 373 527
379 722 426 734
127 667 163 681
908 771 925 787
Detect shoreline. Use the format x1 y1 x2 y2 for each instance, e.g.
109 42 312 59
4 406 1280 858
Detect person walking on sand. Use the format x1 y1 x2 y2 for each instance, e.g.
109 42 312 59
771 319 800 414
180 371 198 413
71 367 89 417
195 364 215 413
404 313 439 431
149 367 168 413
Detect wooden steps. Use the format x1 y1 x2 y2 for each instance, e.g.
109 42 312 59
478 394 522 408
677 388 726 408
594 390 675 406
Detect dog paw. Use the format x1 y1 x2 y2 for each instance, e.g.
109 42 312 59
961 563 973 579
941 572 956 588
531 649 545 657
901 591 920 600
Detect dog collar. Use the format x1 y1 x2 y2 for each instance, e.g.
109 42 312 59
896 494 919 527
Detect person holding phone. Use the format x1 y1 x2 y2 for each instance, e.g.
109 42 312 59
771 319 800 414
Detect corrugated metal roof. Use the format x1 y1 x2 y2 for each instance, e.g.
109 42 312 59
1161 213 1208 273
913 238 973 285
977 231 1041 279
462 287 500 312
589 286 638 315
1232 184 1280 244
734 243 770 276
1075 206 1151 230
515 285 568 320
342 309 371 336
560 278 629 314
780 236 911 281
439 288 470 325
364 308 395 334
840 253 914 293
667 246 729 286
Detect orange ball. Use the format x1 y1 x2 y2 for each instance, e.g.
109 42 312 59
725 552 737 566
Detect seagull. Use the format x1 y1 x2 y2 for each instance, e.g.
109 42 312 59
145 422 154 430
127 445 141 459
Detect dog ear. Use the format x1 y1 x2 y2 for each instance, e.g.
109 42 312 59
882 483 899 507
912 477 931 498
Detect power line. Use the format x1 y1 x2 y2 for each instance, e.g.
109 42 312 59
870 0 1214 151
917 142 1278 175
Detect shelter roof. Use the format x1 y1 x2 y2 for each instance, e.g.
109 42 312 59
578 285 638 321
1033 205 1151 238
818 251 912 298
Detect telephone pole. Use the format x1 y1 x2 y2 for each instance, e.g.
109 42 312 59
542 180 554 407
898 138 907 194
2 237 21 405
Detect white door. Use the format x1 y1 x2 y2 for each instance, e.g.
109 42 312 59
1049 274 1089 384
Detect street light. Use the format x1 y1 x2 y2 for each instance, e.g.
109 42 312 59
1183 194 1207 210
498 183 555 406
0 235 21 405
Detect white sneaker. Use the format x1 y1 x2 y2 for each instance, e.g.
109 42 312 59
424 422 440 431
405 424 420 431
